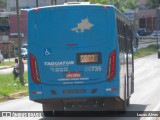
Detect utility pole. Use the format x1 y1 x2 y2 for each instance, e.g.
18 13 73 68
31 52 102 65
36 0 39 7
156 4 160 58
51 0 54 5
16 0 24 85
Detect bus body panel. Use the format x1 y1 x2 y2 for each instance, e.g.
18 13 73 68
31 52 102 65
26 4 134 111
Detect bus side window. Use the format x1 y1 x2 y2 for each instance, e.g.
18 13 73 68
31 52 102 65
122 22 127 53
116 19 119 34
117 18 121 52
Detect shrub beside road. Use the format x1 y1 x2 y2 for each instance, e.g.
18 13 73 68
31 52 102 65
0 61 15 67
134 45 158 59
0 72 28 102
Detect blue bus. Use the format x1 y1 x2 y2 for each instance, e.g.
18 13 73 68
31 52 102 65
25 3 134 116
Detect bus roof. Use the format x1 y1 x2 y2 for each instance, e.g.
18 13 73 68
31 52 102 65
22 4 131 25
22 4 115 12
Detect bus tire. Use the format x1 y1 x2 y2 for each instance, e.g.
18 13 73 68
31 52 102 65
43 111 54 117
122 75 127 112
43 104 64 117
117 100 127 114
127 98 130 106
42 104 54 117
122 76 127 111
123 100 127 111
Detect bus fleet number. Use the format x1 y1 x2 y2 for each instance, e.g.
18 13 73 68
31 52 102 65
84 66 102 72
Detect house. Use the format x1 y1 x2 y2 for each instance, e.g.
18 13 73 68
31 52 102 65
137 0 160 31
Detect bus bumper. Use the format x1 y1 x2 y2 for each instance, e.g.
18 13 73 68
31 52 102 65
33 96 125 111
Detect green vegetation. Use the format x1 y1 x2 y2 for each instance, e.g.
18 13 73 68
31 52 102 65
134 45 158 59
85 0 138 13
0 72 28 97
0 18 8 25
0 61 15 67
147 0 160 9
0 0 6 9
125 0 139 10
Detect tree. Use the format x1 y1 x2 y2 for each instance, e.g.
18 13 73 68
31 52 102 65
110 0 126 12
0 18 8 25
0 0 6 9
87 0 109 4
85 0 127 13
125 0 139 30
125 0 139 10
147 0 160 9
85 0 139 13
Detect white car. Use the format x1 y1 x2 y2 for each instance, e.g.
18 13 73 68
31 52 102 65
21 48 28 59
151 31 160 38
22 44 28 49
0 52 4 63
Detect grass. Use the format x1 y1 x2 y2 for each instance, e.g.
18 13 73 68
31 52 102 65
0 61 15 66
0 72 28 97
134 45 159 59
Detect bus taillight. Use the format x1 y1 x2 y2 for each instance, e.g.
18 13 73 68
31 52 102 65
30 53 41 84
107 50 116 81
103 6 110 8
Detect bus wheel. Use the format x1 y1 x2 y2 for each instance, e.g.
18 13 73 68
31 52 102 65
127 98 130 106
42 104 54 117
123 100 127 111
120 100 127 113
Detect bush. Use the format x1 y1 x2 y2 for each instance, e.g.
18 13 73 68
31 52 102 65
0 72 28 97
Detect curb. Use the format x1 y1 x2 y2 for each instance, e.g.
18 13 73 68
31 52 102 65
0 62 27 70
0 66 14 70
0 91 28 102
